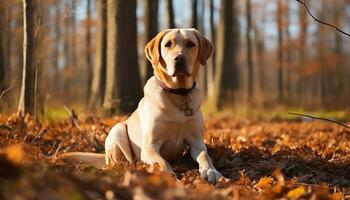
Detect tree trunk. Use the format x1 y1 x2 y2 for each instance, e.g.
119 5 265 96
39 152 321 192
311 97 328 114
90 0 107 109
53 2 61 93
206 0 215 100
333 1 343 102
213 0 239 109
246 0 254 99
277 0 284 102
284 1 292 103
191 0 197 28
253 4 265 101
103 0 117 113
63 0 70 69
0 2 5 91
104 0 142 114
71 0 77 68
166 0 175 28
144 0 158 81
298 1 308 106
318 1 326 106
18 0 35 116
86 0 92 103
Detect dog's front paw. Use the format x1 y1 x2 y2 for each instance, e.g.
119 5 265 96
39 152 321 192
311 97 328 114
199 168 222 184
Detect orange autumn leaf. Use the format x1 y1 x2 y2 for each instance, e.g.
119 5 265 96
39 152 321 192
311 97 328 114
287 186 306 199
5 144 24 164
148 174 162 186
330 192 343 200
255 176 273 188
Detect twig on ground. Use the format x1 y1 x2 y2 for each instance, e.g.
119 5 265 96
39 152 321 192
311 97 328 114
52 141 62 160
64 105 80 128
295 0 350 37
31 128 47 144
0 83 16 99
288 112 350 129
48 141 58 155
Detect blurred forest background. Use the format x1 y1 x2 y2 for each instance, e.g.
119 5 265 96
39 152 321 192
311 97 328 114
0 0 350 119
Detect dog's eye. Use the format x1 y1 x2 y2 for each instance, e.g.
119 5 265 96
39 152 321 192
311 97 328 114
165 41 172 48
186 41 195 48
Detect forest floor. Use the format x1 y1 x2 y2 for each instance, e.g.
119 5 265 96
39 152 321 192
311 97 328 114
1 113 350 199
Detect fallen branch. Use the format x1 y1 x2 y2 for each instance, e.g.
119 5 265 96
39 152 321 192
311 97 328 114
288 112 350 129
0 83 16 99
295 0 350 37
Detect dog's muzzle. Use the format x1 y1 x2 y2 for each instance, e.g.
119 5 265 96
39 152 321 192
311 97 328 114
173 55 189 77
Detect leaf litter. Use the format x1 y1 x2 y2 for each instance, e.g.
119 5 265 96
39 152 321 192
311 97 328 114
0 113 350 199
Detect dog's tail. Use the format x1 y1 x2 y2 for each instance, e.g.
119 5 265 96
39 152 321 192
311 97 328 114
60 152 106 168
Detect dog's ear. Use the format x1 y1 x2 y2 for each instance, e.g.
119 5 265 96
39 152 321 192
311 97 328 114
144 30 170 67
193 30 213 66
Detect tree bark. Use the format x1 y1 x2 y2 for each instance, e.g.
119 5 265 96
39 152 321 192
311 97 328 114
0 2 5 91
298 1 308 106
253 4 265 100
206 0 215 100
90 0 107 109
86 0 92 102
191 0 198 28
71 0 77 68
246 0 254 99
18 0 35 116
104 0 142 114
53 2 61 93
277 0 284 102
144 0 158 81
284 1 292 102
103 0 117 112
166 0 175 28
213 0 239 109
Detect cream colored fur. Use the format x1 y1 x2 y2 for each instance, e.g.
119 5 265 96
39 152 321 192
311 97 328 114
61 29 222 183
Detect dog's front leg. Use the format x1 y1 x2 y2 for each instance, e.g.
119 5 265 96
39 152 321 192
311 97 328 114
141 140 175 175
187 136 222 183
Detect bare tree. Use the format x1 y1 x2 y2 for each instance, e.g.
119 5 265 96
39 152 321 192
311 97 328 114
90 0 107 109
18 0 35 116
144 0 159 81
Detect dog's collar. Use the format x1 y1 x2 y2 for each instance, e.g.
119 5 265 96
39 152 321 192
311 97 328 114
155 77 196 96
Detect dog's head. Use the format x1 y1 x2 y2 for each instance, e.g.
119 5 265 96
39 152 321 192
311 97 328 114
145 28 213 89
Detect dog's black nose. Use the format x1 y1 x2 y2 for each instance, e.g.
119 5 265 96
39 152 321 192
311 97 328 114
174 55 185 71
174 55 185 63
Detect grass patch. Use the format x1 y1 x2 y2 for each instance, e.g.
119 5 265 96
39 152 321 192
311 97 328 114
42 108 69 123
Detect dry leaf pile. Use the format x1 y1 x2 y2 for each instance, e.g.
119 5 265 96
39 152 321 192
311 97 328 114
0 113 350 199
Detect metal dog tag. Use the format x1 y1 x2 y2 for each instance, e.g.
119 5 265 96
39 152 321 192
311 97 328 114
180 97 193 116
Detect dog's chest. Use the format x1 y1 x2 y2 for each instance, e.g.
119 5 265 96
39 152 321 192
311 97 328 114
159 123 189 161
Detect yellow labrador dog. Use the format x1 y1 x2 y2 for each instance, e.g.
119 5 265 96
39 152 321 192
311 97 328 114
62 28 222 183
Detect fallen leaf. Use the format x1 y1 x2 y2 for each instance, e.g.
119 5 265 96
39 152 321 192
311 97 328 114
287 186 306 199
5 144 24 164
255 176 273 188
